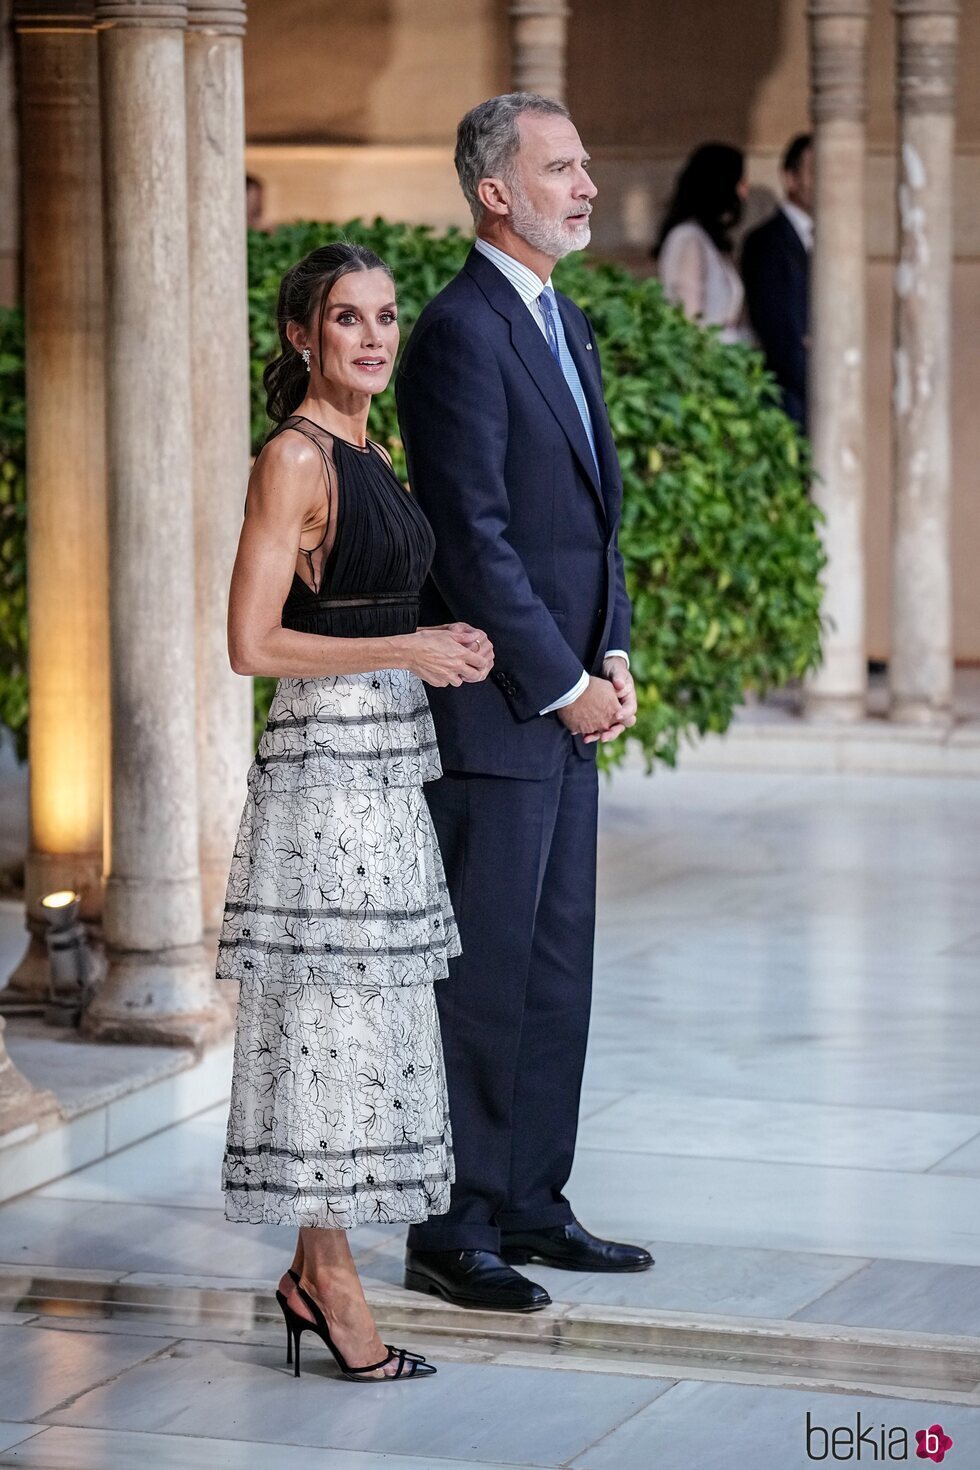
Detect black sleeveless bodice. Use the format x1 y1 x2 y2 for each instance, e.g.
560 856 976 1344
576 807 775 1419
273 415 436 640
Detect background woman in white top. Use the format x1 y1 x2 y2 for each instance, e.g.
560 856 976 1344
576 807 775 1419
654 143 749 344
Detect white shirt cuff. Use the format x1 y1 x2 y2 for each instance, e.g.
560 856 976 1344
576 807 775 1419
604 649 630 667
540 668 589 715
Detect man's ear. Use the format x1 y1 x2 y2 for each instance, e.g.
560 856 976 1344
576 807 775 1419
477 176 511 220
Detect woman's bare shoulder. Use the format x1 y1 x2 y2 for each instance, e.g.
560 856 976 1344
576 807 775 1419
247 426 332 518
255 424 333 476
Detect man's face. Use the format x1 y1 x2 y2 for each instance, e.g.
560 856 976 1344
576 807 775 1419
505 111 597 259
786 145 814 216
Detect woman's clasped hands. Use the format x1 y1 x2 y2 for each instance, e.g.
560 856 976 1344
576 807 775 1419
406 622 494 687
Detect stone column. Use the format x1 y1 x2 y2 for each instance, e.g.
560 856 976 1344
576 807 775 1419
0 0 19 304
185 0 252 933
804 0 871 722
5 0 108 999
509 1 569 101
83 0 227 1048
888 0 958 724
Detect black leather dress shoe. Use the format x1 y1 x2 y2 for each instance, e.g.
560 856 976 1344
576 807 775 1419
404 1248 551 1312
500 1218 654 1273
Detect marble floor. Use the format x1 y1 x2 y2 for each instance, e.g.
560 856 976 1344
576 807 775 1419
2 765 980 1466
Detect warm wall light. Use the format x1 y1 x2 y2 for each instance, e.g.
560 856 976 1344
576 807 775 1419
40 889 91 1025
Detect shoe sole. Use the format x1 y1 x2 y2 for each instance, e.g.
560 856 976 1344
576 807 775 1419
501 1251 654 1273
403 1268 551 1312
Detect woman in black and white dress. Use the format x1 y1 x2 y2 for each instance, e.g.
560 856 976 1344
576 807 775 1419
219 242 493 1380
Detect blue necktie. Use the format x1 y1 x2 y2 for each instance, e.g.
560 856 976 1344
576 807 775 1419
537 287 600 478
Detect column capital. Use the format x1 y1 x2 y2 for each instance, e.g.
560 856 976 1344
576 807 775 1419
14 1 94 30
895 0 959 115
807 0 871 123
186 0 244 36
894 0 959 14
509 0 568 101
509 2 570 16
95 0 187 27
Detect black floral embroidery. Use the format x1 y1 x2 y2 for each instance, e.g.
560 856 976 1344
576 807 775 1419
219 669 459 1229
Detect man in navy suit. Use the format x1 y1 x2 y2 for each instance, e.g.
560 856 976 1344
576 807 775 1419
396 93 653 1312
741 133 813 432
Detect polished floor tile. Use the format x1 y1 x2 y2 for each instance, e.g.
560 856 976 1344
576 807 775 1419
578 1090 980 1171
565 1148 980 1266
1 1425 542 1470
930 1130 980 1176
521 1242 870 1319
0 1323 175 1422
45 1339 673 1464
0 1424 45 1455
572 1379 980 1470
0 1197 291 1280
794 1258 980 1336
580 1009 980 1113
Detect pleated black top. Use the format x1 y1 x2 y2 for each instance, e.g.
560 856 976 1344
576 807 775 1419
271 414 436 640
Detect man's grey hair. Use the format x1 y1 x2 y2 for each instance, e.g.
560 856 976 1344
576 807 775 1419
455 92 570 224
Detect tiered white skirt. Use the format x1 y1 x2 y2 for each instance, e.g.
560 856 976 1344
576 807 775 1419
219 670 458 1229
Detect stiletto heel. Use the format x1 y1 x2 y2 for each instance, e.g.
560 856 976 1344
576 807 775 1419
277 1287 301 1375
278 1280 435 1382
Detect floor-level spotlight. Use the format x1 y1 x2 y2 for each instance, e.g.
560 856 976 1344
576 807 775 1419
40 890 92 1026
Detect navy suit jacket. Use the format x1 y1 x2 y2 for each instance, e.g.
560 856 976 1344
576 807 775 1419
741 210 809 430
395 246 631 779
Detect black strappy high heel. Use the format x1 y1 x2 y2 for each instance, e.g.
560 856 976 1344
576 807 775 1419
276 1273 435 1381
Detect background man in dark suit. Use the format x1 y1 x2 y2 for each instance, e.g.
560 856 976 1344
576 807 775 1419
396 92 653 1312
741 132 813 431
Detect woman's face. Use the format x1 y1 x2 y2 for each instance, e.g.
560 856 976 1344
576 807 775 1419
302 268 399 397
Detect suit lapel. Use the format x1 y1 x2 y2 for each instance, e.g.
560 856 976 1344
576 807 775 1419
464 250 606 517
777 210 809 269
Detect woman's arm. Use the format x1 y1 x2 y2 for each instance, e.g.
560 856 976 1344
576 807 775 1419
659 225 707 324
227 433 492 687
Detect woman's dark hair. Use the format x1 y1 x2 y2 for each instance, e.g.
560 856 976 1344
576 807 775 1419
782 132 812 176
653 143 746 258
262 241 393 425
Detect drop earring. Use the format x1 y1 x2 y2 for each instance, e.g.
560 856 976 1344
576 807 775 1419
301 348 311 372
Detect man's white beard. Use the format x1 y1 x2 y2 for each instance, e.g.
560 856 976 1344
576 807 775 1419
509 182 591 260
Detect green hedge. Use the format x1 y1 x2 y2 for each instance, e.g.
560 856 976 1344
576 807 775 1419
250 221 824 765
0 220 824 771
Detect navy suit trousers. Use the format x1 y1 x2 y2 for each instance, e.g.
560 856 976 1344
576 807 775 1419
407 744 599 1252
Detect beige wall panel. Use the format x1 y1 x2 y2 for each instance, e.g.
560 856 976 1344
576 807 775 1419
244 144 473 230
244 0 506 145
566 0 977 152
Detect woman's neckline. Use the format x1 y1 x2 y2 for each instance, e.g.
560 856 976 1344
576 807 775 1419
291 413 372 455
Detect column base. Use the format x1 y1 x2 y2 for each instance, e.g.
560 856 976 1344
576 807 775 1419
888 697 953 729
803 691 867 724
82 943 231 1051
